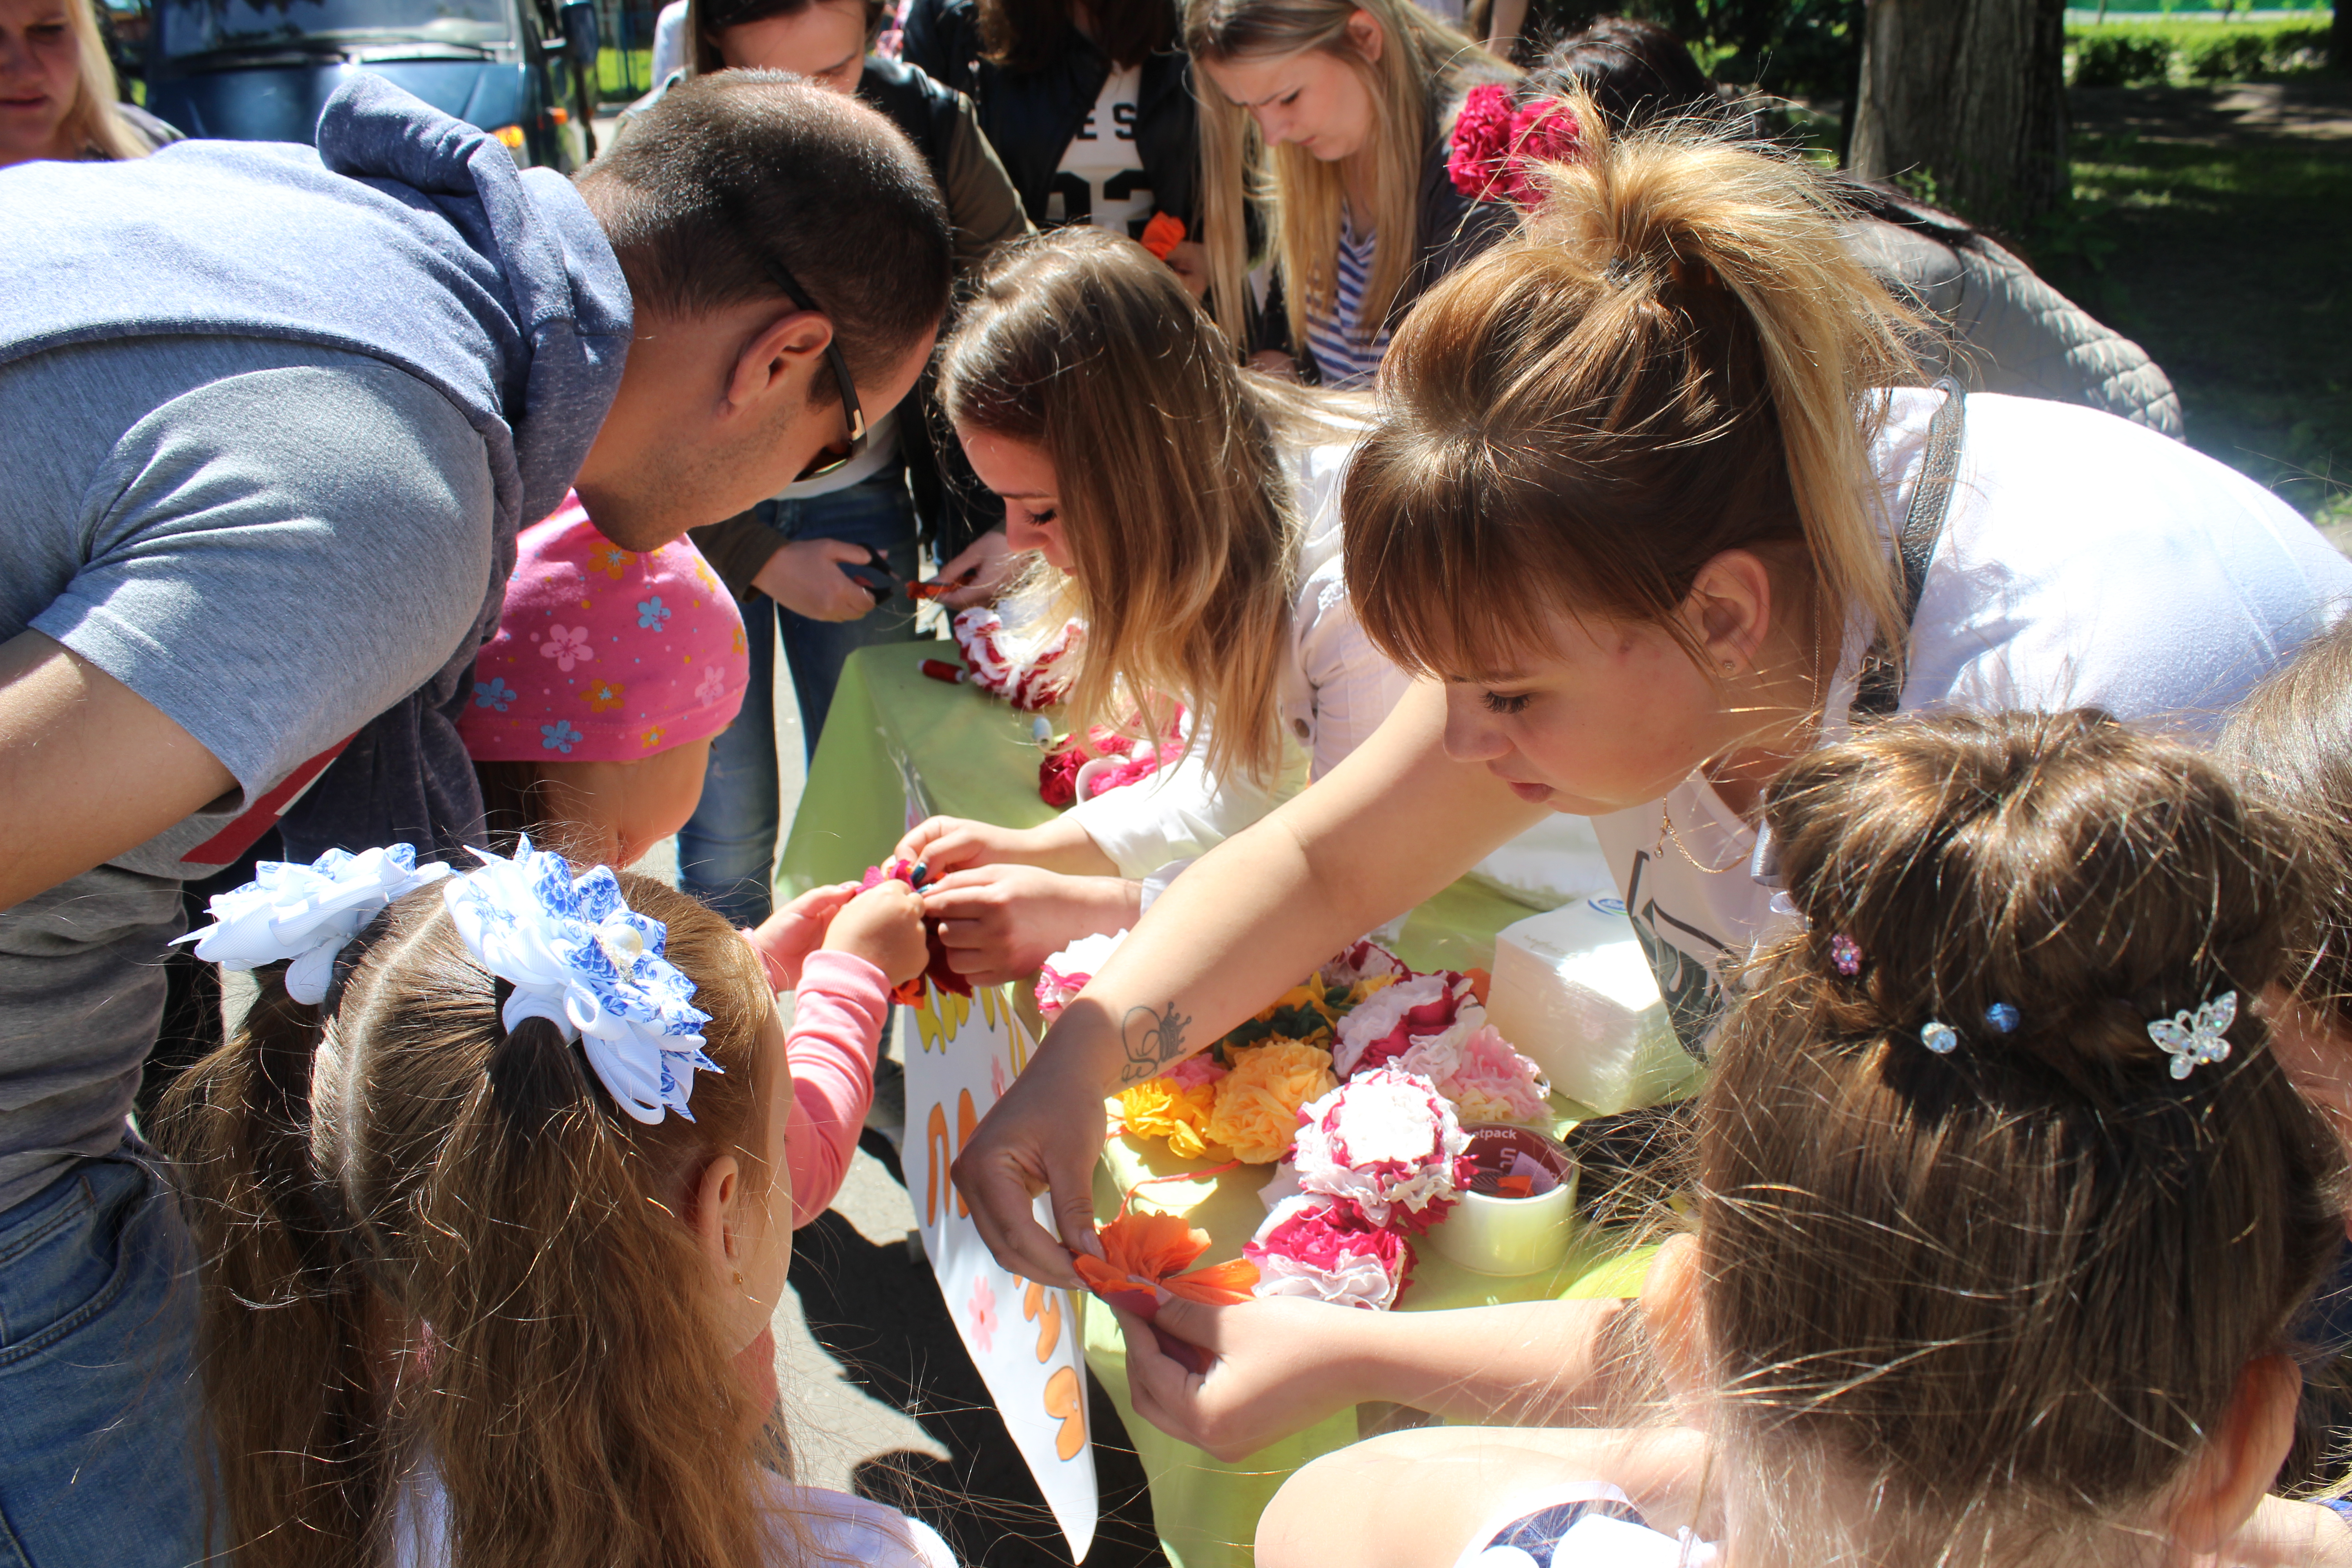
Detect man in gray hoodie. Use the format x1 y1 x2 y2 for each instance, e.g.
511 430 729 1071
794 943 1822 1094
0 69 949 1564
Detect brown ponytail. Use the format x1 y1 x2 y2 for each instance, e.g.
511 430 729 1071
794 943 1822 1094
1342 92 1922 682
1695 710 2343 1556
159 871 786 1568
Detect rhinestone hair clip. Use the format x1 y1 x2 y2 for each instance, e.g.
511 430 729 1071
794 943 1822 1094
2147 990 2237 1080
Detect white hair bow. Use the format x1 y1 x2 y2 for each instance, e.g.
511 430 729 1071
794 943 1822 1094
173 844 451 1005
441 838 718 1124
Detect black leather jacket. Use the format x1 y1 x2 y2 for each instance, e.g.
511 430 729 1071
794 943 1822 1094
902 0 1199 235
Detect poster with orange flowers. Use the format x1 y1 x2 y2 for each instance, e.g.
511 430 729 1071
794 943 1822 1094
901 982 1098 1560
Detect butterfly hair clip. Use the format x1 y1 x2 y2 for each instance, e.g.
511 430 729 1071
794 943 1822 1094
2146 990 2237 1081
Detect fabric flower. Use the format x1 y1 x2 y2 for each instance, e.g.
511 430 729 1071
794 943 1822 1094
174 843 451 1005
1073 1208 1259 1322
636 596 671 630
442 837 718 1124
1039 741 1087 809
1448 82 1584 210
1292 1068 1472 1234
541 719 583 754
1035 928 1129 1021
1205 1039 1338 1164
584 679 626 713
473 677 516 713
1112 1076 1221 1160
1319 940 1410 990
951 607 1085 712
1332 971 1482 1078
1164 1054 1228 1092
1246 1194 1411 1311
861 858 969 1003
539 623 593 671
1394 1023 1553 1126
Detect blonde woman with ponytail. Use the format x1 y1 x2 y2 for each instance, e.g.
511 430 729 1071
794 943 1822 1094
953 93 2352 1371
898 225 1589 983
157 844 946 1568
1188 0 1513 387
0 0 179 166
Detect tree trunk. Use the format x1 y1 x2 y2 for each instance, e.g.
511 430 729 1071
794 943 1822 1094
1847 0 2070 235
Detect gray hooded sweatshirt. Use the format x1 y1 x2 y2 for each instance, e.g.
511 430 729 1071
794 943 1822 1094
0 76 630 1213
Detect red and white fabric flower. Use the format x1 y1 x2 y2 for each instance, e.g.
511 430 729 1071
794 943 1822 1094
951 607 1083 712
1035 928 1128 1022
1292 1068 1473 1235
1332 970 1482 1078
1245 1194 1411 1311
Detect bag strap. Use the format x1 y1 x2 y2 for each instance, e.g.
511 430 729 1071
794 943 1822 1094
1849 378 1967 723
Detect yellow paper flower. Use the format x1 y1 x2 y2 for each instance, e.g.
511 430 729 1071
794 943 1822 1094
1206 1039 1338 1164
1114 1077 1219 1160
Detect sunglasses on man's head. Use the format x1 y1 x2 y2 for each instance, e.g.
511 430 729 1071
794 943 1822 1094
763 255 866 483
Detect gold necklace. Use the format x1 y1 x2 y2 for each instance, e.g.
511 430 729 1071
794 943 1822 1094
1656 798 1748 875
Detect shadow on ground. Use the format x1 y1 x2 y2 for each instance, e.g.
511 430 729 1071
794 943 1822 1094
787 1132 1170 1568
2054 78 2352 524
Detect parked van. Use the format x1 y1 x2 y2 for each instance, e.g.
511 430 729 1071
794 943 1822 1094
136 0 599 169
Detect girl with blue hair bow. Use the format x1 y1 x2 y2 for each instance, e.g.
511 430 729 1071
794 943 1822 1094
157 841 944 1568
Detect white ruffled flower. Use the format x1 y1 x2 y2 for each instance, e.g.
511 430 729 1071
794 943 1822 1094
443 838 716 1125
1331 973 1483 1078
1292 1069 1470 1230
174 843 450 1005
1034 928 1131 1019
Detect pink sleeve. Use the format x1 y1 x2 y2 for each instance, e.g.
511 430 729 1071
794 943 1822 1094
784 949 891 1228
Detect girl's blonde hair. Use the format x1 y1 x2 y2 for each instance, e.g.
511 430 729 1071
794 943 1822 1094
1186 0 1506 354
1343 94 1921 681
158 871 789 1568
939 225 1355 784
61 0 151 161
1703 710 2342 1558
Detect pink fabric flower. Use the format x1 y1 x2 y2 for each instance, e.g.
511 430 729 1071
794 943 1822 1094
1245 1195 1411 1311
1447 82 1584 211
1395 1023 1552 1126
538 622 594 672
1291 1068 1472 1235
1163 1054 1229 1092
1035 929 1129 1021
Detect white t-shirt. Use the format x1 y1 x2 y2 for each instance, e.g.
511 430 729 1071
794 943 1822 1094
1046 65 1152 237
1069 436 1614 905
650 0 687 84
1591 387 2352 1054
391 1461 957 1568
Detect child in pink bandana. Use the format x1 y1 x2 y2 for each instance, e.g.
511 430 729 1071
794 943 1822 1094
461 490 925 1221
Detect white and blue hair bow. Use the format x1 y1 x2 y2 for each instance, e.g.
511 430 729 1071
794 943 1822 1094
173 844 451 1005
441 838 718 1124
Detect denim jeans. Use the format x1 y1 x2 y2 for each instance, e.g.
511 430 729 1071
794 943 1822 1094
0 1150 212 1568
677 468 920 927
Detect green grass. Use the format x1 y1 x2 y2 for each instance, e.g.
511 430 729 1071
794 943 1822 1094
2037 95 2352 524
2067 17 2338 85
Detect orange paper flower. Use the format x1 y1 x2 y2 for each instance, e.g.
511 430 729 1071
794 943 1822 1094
1075 1208 1258 1312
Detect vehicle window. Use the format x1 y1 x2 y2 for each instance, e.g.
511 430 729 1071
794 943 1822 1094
157 0 510 55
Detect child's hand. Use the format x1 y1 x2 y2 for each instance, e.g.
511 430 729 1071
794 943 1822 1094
744 882 860 992
821 880 930 987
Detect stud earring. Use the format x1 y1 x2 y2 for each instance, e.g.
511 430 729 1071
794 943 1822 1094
1721 658 1736 672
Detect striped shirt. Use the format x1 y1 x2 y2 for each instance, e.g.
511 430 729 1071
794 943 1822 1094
1303 215 1389 390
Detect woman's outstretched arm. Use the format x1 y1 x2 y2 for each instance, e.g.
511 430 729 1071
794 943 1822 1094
950 681 1546 1284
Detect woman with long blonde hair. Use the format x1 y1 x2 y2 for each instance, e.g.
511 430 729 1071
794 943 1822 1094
1187 0 1512 387
898 225 1441 980
0 0 178 167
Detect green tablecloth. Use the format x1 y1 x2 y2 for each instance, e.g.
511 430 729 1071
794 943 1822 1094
776 642 1640 1565
777 642 1548 973
1083 1112 1653 1568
